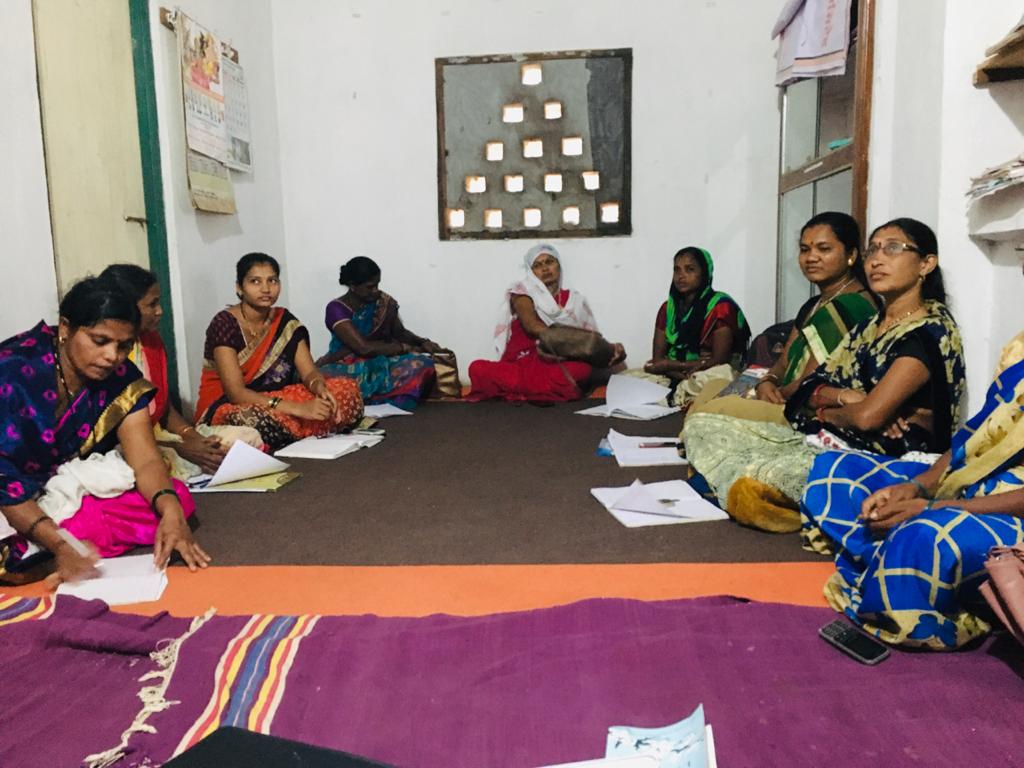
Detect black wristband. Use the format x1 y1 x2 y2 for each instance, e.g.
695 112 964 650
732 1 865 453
150 487 178 514
24 514 51 540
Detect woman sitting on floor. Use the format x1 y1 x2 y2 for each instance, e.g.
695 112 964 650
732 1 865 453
195 253 363 450
316 256 447 410
638 246 750 407
801 331 1024 649
691 212 878 423
683 218 964 533
101 264 264 478
468 244 625 402
0 277 209 587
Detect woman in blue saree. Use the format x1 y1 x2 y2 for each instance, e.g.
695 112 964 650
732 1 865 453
802 332 1024 649
0 277 209 586
318 256 448 410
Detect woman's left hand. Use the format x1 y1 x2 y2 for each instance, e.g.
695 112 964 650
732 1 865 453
862 497 933 535
310 380 339 418
154 509 211 571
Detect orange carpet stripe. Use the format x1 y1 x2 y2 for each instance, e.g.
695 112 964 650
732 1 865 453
2 563 833 618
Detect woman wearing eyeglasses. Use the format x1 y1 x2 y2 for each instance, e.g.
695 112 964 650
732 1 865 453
682 218 964 533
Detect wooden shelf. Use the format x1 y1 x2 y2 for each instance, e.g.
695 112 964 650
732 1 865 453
975 24 1024 87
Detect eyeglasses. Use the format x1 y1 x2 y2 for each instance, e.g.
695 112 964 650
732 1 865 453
865 240 920 257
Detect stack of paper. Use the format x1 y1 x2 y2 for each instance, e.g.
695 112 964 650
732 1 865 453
274 433 384 460
57 554 167 605
577 375 681 420
968 153 1024 201
188 440 292 493
606 429 686 468
591 479 728 528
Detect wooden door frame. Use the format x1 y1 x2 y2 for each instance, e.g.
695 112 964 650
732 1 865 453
128 0 180 406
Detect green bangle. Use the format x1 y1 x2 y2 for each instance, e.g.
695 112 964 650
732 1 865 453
909 479 931 499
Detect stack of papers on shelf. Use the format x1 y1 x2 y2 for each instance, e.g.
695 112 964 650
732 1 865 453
577 375 681 420
591 479 728 528
188 440 292 493
605 429 686 467
363 404 413 418
57 554 167 605
968 153 1024 201
274 432 384 460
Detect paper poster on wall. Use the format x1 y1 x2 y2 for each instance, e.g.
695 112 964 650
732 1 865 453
187 150 236 214
177 13 228 162
221 57 252 172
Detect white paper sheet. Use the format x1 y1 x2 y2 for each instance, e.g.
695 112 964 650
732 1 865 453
363 404 414 418
536 758 658 768
577 403 681 421
606 374 671 408
57 554 167 605
606 430 686 467
188 440 290 489
274 433 384 460
591 479 728 528
577 375 680 420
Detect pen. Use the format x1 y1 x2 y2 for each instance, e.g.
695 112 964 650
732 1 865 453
56 528 91 558
638 441 680 448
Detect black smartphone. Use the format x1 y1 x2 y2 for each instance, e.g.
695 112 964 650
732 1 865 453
819 618 891 665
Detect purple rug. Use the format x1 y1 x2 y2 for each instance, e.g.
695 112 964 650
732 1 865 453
2 595 1022 767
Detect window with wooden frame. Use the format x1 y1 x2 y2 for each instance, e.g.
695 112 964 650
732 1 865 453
435 48 632 241
776 0 875 321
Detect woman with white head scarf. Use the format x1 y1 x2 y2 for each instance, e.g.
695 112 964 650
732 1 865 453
468 244 624 402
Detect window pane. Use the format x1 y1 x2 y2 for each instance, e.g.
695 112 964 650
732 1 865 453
781 78 818 173
777 184 815 321
814 169 853 215
817 42 857 157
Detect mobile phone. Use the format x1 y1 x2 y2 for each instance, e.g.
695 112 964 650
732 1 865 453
819 619 891 665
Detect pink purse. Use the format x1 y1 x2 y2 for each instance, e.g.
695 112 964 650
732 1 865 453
980 544 1024 646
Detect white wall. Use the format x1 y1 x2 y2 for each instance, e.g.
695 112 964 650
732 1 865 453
0 0 59 340
269 0 785 373
869 0 1024 413
148 0 290 411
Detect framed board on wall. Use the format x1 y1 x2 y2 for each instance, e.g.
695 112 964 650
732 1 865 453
435 48 632 241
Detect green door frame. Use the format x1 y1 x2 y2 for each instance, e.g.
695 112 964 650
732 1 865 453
128 0 181 408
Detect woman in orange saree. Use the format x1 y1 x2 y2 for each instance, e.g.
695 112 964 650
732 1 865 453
195 253 362 450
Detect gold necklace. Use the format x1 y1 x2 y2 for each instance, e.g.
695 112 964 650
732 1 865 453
238 304 270 343
878 304 923 334
811 275 856 315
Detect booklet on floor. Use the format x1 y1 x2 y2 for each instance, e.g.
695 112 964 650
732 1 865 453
591 479 727 528
274 433 384 460
605 429 686 467
577 375 681 420
188 440 291 492
363 403 413 418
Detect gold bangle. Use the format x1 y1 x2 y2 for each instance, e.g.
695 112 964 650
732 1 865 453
307 377 326 390
179 425 196 437
268 396 282 410
836 390 845 407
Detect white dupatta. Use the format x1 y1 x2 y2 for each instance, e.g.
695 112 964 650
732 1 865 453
491 244 599 358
